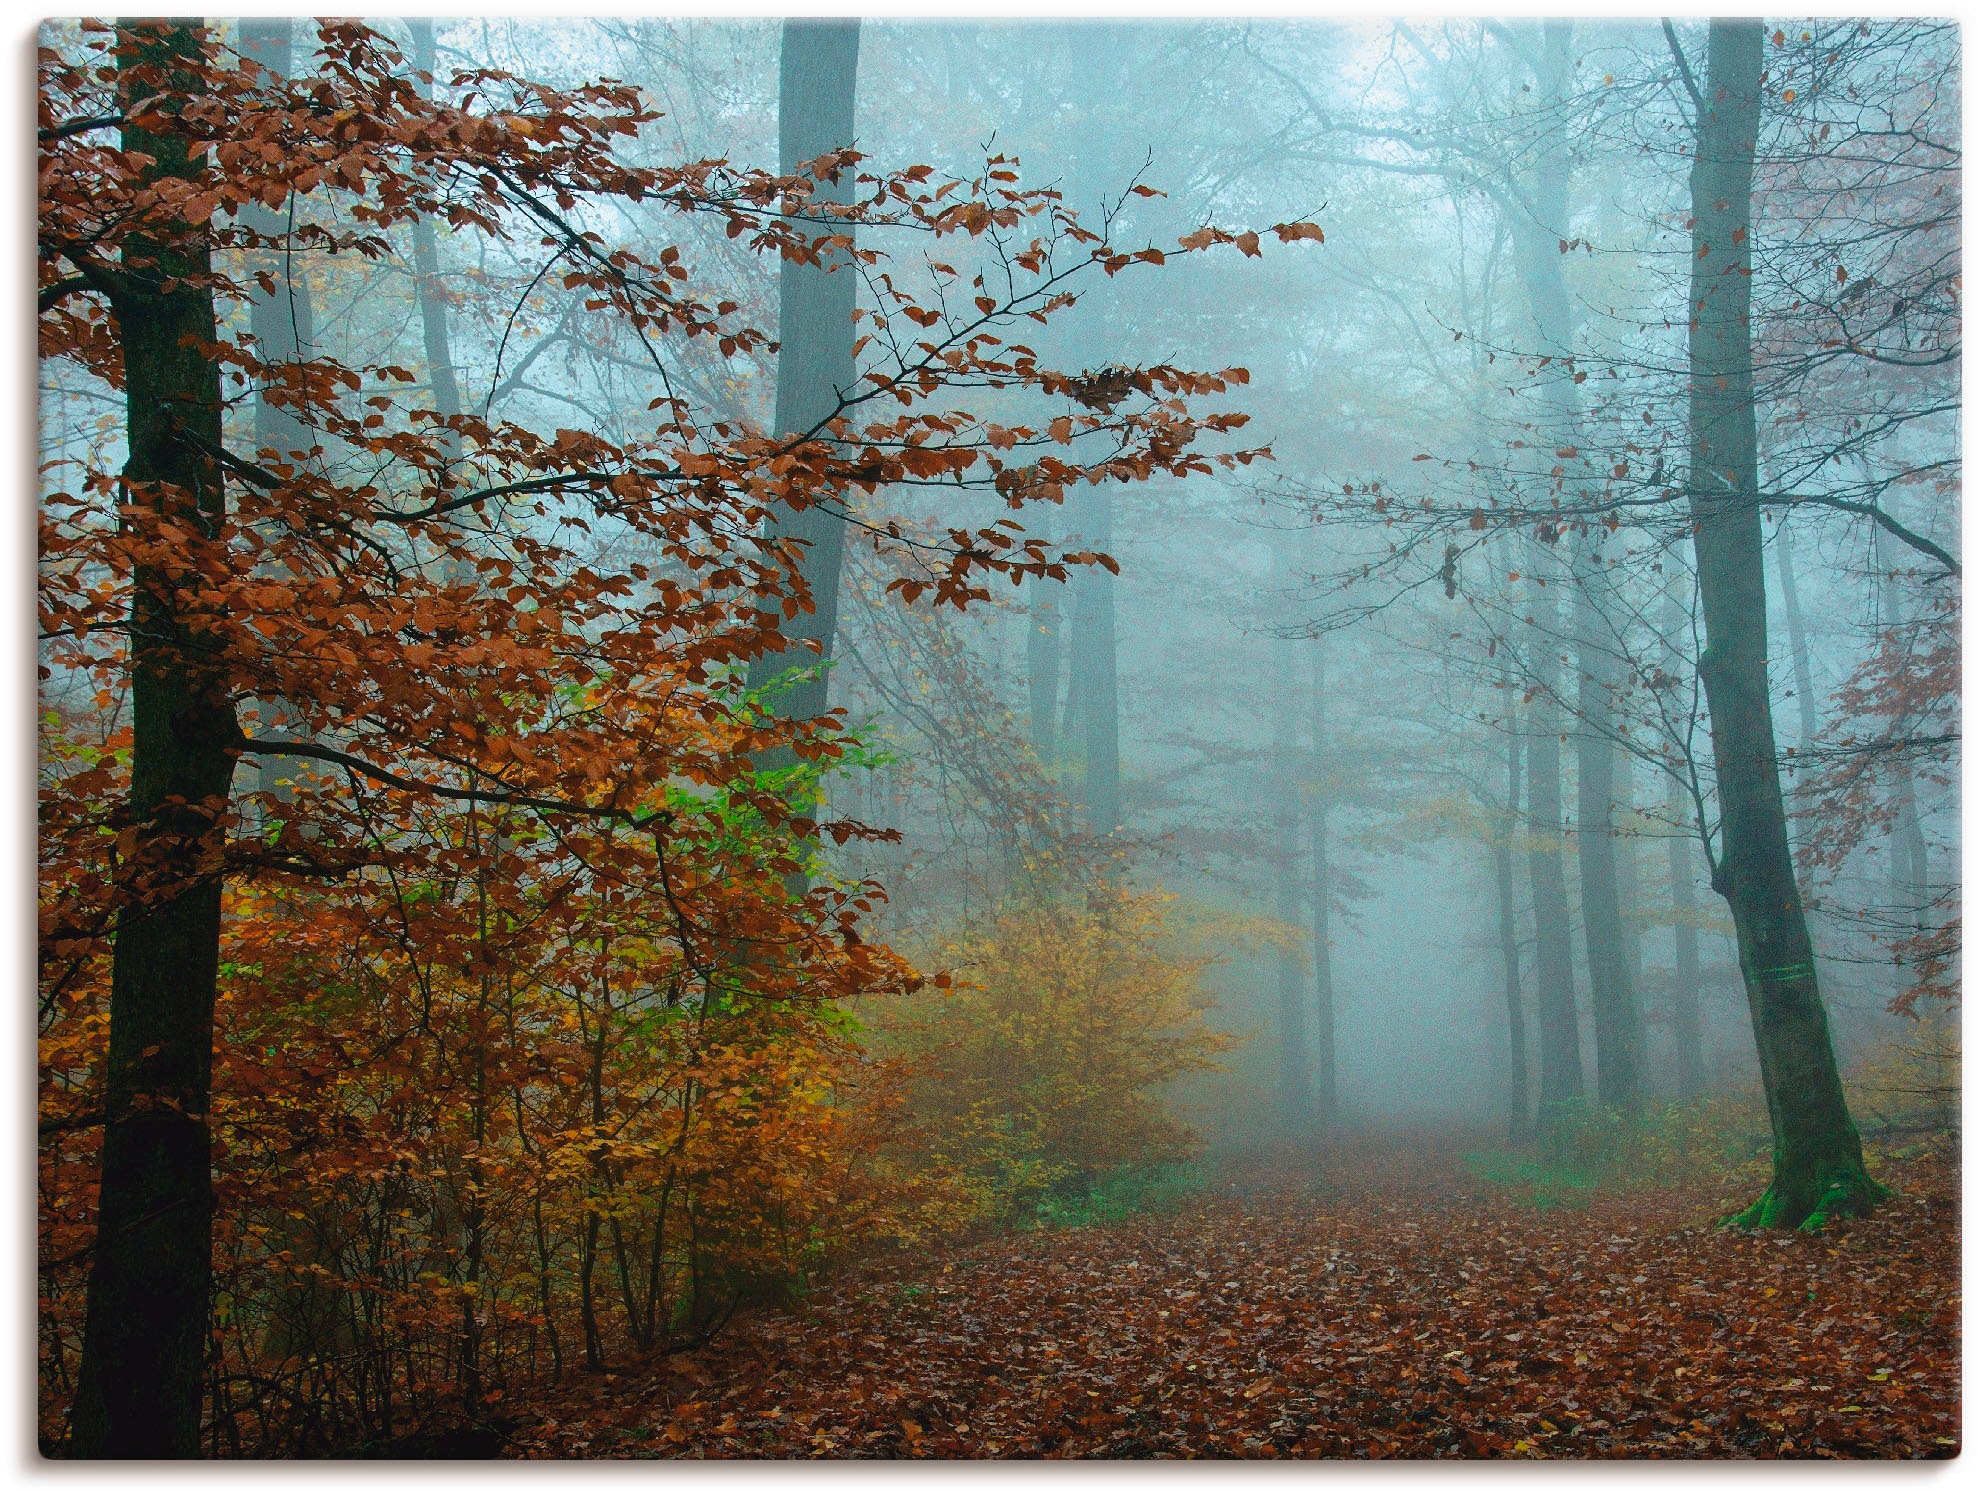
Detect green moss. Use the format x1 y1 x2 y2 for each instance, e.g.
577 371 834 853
1722 1167 1892 1232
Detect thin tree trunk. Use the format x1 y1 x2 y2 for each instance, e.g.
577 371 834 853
1270 544 1310 1129
1774 513 1820 765
1497 715 1529 1140
1507 20 1642 1116
1072 485 1122 834
1059 24 1124 838
1683 18 1881 1228
1025 510 1062 756
1309 633 1338 1127
70 20 237 1458
1525 564 1585 1124
407 19 462 433
1873 527 1930 930
1662 581 1705 1098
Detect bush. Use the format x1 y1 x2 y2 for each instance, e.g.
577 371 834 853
890 884 1235 1225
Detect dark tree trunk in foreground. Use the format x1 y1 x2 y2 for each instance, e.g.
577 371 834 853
1309 632 1338 1126
69 20 238 1458
745 19 860 753
1683 19 1881 1229
1496 716 1529 1140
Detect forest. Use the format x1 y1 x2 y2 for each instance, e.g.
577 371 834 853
36 14 1958 1461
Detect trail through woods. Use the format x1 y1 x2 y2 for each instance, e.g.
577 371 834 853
508 1134 1958 1459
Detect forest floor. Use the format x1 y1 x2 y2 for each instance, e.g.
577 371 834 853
505 1131 1960 1459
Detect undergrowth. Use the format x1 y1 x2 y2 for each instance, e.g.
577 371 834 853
1029 1162 1207 1231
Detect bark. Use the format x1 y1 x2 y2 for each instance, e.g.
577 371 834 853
1683 19 1882 1228
407 19 462 431
1659 581 1705 1097
1270 544 1311 1128
1524 563 1585 1123
1773 513 1820 765
1506 19 1642 1115
1309 632 1338 1127
745 19 860 748
1873 527 1930 928
239 18 316 809
1667 802 1705 1098
240 19 315 465
1025 511 1062 756
69 20 238 1458
1496 716 1529 1140
1057 24 1125 837
1068 485 1122 834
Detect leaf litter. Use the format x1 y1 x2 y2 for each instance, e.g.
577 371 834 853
508 1133 1958 1459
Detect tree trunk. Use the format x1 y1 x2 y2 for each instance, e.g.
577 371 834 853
1025 511 1062 756
1496 715 1529 1140
1069 485 1122 834
1773 512 1820 765
407 19 462 432
1667 799 1705 1098
1658 581 1706 1097
239 18 316 811
1873 527 1930 931
240 19 315 465
1507 19 1642 1116
1309 632 1338 1127
69 20 238 1458
1524 564 1585 1124
1058 24 1125 838
1683 19 1881 1228
1270 545 1310 1129
745 20 860 769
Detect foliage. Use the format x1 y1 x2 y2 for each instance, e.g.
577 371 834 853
888 885 1237 1223
510 1136 1961 1458
1030 1162 1206 1231
36 16 1320 1453
1466 1094 1775 1213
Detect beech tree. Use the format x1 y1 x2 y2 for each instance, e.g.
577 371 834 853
1677 18 1882 1229
40 18 1299 1453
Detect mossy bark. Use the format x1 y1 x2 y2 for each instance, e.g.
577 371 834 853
1683 20 1884 1232
68 20 237 1457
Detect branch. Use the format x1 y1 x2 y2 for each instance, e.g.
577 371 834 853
39 113 123 143
1779 493 1960 576
1662 19 1706 114
240 734 675 831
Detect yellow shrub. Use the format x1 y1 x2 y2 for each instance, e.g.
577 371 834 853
893 884 1235 1221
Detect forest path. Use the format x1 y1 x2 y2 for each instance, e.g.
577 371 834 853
510 1134 1958 1459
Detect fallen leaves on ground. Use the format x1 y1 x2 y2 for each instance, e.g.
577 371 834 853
506 1133 1959 1459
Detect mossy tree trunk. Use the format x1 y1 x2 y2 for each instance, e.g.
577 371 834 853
69 19 238 1457
1682 18 1883 1230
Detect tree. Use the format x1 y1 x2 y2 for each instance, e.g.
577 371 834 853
40 18 1295 1451
744 19 861 788
1678 18 1884 1229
